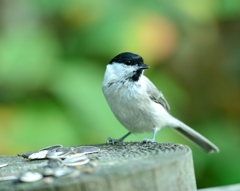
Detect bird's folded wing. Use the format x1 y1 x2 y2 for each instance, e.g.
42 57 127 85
144 76 171 112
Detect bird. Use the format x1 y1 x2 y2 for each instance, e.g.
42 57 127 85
102 52 219 153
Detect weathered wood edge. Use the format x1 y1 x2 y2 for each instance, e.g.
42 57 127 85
0 142 197 191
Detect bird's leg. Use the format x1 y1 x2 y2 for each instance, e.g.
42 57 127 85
142 128 159 143
106 132 131 144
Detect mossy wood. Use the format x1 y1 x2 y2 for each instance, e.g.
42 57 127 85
0 142 196 191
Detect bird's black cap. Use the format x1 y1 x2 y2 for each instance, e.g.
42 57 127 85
109 52 148 68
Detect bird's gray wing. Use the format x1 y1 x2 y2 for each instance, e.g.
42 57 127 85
144 76 170 112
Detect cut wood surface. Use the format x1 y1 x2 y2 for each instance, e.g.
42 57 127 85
0 142 197 191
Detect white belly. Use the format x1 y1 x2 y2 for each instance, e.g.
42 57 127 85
102 81 171 133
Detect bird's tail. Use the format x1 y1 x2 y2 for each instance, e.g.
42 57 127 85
173 120 219 153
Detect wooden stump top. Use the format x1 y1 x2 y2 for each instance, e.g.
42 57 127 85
0 142 196 191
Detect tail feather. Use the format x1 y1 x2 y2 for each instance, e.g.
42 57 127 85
174 122 219 153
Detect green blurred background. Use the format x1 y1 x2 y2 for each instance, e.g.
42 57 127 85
0 0 240 189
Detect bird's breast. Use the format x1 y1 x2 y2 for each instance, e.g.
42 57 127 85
102 81 156 133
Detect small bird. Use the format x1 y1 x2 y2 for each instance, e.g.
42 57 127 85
102 52 219 153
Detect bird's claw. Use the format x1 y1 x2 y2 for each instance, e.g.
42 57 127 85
106 137 121 144
142 138 154 143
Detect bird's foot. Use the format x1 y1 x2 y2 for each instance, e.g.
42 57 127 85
142 138 155 143
106 137 122 144
106 132 131 144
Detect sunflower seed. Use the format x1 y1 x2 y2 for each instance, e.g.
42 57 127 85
53 167 75 177
19 172 43 182
63 153 89 166
28 150 49 160
46 147 74 159
0 163 8 168
39 144 63 151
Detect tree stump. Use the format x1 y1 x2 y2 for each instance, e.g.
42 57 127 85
0 142 196 191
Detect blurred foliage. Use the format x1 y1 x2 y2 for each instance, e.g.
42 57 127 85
0 0 240 189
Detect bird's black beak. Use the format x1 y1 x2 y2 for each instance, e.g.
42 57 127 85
139 62 150 69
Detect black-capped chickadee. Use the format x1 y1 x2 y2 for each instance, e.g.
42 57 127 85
102 52 219 153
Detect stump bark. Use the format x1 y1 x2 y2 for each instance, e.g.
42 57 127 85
0 142 197 191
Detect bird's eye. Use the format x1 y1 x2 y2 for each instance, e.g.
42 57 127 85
126 60 131 65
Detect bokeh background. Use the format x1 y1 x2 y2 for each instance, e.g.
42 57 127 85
0 0 240 189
